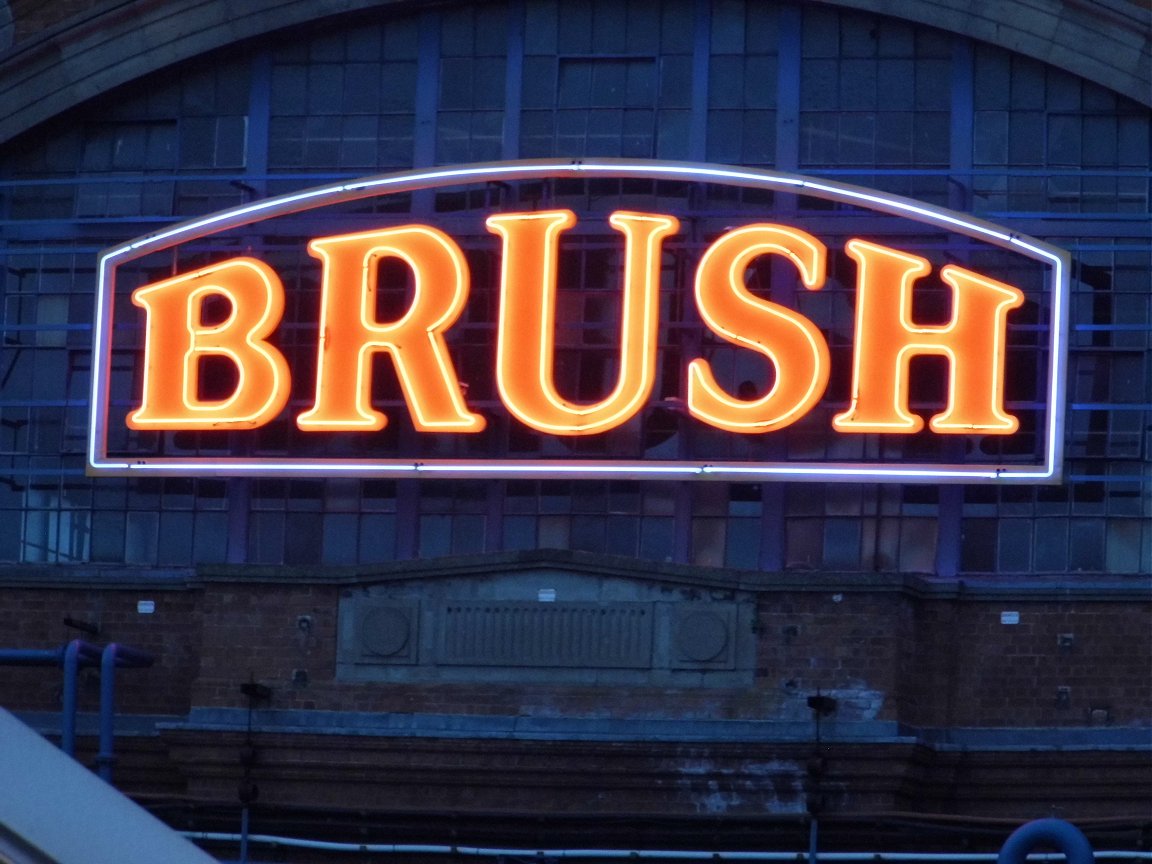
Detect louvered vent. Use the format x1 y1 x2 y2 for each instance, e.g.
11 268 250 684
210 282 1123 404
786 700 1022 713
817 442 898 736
440 602 653 668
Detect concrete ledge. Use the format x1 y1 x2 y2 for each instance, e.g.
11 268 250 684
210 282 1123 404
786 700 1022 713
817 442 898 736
15 711 188 737
166 707 909 743
1 553 1148 601
135 707 1152 751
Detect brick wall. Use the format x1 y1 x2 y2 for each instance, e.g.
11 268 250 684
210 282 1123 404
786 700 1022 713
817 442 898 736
903 595 1151 728
0 556 1148 832
2 581 201 715
2 564 1148 726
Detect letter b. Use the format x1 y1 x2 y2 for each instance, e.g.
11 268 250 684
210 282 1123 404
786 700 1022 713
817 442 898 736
128 258 290 430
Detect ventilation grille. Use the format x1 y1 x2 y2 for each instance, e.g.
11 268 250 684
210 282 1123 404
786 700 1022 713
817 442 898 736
440 602 653 668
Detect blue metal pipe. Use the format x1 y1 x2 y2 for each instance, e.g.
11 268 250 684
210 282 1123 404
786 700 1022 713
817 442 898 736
0 648 63 665
1 641 103 755
997 819 1095 864
240 806 251 864
96 644 117 780
1 640 150 772
61 640 84 756
97 643 155 782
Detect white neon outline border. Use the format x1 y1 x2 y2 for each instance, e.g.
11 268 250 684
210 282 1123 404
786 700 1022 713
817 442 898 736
88 159 1070 483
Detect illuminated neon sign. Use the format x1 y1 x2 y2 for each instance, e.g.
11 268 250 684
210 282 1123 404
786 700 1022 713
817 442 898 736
88 160 1069 483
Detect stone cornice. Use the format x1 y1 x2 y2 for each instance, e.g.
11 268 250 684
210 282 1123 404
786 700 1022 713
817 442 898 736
0 552 1148 601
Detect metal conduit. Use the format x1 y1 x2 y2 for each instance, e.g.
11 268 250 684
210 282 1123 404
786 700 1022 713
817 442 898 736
0 640 103 756
97 643 155 782
62 639 98 755
0 649 65 664
999 821 1097 864
180 835 1152 861
0 639 153 772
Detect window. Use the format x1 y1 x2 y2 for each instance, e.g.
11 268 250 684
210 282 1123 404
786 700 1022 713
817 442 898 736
520 0 691 159
0 0 1147 575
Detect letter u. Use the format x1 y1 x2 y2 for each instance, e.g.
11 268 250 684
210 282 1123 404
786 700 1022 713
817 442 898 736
487 210 679 435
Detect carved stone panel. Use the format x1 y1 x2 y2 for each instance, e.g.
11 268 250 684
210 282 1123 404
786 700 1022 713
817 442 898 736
337 565 755 687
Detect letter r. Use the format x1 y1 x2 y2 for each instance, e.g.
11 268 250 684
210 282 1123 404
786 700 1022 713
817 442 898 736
297 226 484 432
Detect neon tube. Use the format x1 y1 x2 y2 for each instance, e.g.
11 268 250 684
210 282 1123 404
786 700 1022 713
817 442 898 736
89 159 1069 483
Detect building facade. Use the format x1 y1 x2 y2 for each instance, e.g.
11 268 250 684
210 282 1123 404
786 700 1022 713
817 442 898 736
0 0 1149 860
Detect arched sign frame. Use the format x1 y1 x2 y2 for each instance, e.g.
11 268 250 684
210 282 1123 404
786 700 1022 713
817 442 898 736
87 159 1070 483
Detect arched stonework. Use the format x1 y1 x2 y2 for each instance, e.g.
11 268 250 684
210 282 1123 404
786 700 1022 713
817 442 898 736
0 0 1148 145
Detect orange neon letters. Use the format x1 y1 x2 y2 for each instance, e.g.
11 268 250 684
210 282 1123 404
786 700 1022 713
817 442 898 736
831 239 1025 434
126 217 1026 439
297 226 485 432
487 210 679 435
689 225 830 433
127 258 290 430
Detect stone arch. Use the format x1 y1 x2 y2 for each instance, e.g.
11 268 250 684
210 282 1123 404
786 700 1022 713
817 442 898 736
0 1 12 54
0 0 1148 145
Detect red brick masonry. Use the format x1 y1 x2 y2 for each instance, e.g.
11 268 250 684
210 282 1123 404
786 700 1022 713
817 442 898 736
1 551 1148 837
